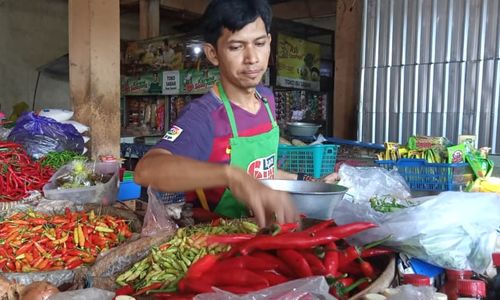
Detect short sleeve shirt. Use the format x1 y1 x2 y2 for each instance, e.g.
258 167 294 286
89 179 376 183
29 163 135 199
154 84 276 165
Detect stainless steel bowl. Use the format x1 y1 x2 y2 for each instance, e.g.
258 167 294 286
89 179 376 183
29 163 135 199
286 122 322 137
260 180 348 220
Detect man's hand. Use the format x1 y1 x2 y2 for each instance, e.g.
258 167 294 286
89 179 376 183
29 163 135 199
226 167 299 228
321 172 340 184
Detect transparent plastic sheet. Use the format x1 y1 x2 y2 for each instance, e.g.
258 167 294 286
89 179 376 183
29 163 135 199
0 126 11 140
337 164 411 202
48 287 115 300
332 192 500 272
195 276 336 300
7 112 84 159
140 186 178 237
386 285 436 300
0 200 141 289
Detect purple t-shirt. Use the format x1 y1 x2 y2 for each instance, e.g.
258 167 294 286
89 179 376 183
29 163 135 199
154 85 276 164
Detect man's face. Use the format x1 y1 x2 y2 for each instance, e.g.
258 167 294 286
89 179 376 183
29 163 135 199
206 18 271 90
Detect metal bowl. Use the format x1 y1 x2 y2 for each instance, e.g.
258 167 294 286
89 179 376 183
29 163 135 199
260 180 348 220
286 122 322 137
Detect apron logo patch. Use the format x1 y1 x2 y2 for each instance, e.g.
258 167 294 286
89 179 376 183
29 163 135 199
247 154 275 179
163 125 183 142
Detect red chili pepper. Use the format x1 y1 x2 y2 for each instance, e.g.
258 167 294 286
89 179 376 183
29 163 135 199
253 270 289 286
324 249 340 276
300 251 327 275
66 259 83 269
16 242 33 255
270 222 299 235
115 285 134 296
240 222 377 255
205 233 255 245
251 251 294 277
185 254 219 279
133 282 163 296
359 260 377 279
302 219 335 234
206 268 269 287
338 236 391 269
178 278 213 294
330 277 371 299
212 255 278 272
277 249 313 278
360 247 394 258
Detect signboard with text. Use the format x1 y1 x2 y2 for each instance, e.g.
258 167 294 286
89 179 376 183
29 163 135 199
276 34 321 91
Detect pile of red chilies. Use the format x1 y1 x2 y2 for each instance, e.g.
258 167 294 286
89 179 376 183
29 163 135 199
147 220 393 300
0 141 54 202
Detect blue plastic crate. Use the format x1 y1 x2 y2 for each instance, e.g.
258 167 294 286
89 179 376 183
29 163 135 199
118 180 141 201
376 159 474 191
278 144 339 178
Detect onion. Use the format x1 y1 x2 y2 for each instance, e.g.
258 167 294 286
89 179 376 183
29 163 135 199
0 275 11 299
19 281 59 300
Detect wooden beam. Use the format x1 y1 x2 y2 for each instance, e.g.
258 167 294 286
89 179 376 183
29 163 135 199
333 0 361 139
139 0 148 39
159 0 207 15
272 0 336 19
69 0 121 159
148 0 160 37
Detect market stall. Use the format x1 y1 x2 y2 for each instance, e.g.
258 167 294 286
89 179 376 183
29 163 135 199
2 0 500 299
1 121 500 300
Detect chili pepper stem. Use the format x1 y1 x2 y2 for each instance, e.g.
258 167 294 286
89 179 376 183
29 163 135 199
363 235 392 250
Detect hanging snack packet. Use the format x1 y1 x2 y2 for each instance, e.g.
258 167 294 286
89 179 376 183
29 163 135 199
466 151 494 178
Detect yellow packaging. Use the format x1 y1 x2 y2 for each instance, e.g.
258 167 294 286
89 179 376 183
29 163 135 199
467 177 500 193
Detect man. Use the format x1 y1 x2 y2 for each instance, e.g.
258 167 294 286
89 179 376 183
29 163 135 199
135 0 334 227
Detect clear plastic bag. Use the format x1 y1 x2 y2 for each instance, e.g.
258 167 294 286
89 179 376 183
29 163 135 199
141 186 178 237
7 112 84 159
48 288 115 300
386 285 436 300
332 192 500 272
337 164 411 202
195 276 336 300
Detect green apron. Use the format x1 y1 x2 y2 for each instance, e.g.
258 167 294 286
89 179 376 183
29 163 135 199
213 83 279 218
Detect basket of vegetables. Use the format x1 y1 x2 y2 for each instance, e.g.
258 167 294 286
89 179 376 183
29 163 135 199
111 219 395 299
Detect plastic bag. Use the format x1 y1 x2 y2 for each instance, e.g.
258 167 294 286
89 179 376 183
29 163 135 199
141 186 178 237
39 108 74 122
337 164 411 202
332 192 500 272
387 285 436 300
195 276 336 300
48 288 114 300
7 112 84 159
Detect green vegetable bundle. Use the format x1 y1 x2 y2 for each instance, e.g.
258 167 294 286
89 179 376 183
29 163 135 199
39 150 87 170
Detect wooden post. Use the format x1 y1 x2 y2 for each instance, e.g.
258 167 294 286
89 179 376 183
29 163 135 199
69 0 120 160
139 0 149 39
333 0 362 139
140 0 160 39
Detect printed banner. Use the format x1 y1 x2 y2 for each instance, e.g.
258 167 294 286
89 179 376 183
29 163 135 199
180 68 220 94
276 34 321 91
123 37 185 75
122 72 163 95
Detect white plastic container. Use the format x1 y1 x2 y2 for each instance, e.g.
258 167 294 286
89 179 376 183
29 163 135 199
43 161 119 205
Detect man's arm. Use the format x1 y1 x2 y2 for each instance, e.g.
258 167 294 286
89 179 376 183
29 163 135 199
134 148 298 227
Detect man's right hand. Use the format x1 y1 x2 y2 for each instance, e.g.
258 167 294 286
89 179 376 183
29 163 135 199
226 167 299 228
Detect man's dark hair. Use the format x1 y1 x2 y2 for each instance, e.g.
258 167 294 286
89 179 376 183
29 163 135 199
201 0 272 47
